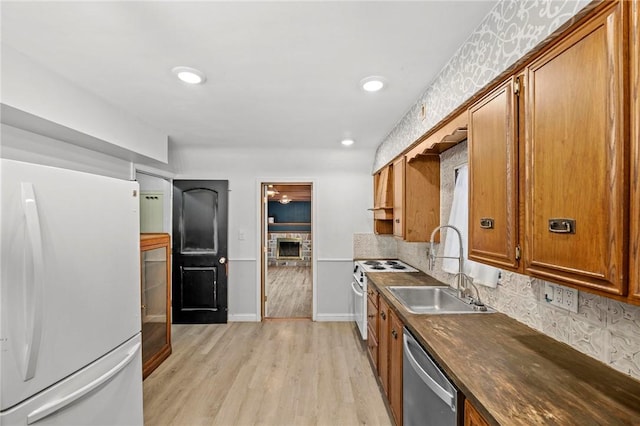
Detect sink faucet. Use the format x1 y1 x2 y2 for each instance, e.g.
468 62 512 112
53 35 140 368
428 225 465 297
428 225 486 309
451 272 486 309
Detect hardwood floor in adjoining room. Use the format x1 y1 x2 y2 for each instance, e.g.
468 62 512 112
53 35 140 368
143 322 392 426
267 266 312 318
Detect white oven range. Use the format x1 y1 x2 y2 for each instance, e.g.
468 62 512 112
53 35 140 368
351 260 418 340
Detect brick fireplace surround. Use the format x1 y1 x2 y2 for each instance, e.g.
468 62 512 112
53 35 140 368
267 232 311 266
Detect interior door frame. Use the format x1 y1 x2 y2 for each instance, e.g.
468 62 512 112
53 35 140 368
256 178 317 321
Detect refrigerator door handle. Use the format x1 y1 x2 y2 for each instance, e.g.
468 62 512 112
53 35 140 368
21 182 45 381
26 342 141 425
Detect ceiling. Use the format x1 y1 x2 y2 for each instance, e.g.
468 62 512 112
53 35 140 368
267 184 312 202
0 1 497 153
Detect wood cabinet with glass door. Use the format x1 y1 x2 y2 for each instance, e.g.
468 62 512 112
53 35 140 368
524 1 628 295
468 76 521 272
630 0 640 304
140 233 172 379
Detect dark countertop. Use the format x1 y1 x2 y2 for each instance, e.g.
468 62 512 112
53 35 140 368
366 271 640 426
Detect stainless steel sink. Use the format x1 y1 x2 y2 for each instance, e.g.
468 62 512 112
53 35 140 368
388 286 495 314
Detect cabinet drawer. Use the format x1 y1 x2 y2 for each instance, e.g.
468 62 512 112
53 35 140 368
367 288 379 308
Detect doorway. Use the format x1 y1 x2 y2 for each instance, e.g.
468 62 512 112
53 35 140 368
261 183 313 319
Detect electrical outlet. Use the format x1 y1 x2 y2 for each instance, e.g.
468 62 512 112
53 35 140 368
542 281 579 313
563 288 578 313
554 286 563 305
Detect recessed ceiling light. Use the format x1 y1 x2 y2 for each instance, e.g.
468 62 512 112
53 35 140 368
172 66 206 85
341 138 355 147
360 76 385 92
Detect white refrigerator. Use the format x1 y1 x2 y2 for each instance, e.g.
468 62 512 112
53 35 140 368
1 159 144 425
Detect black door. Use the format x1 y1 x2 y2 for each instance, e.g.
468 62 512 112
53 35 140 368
172 180 228 323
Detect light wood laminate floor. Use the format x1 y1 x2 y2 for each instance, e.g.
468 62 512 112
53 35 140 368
143 322 392 426
266 266 311 318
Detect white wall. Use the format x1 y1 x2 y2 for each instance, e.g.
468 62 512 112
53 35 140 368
171 145 375 320
1 124 132 180
1 45 168 164
136 172 172 233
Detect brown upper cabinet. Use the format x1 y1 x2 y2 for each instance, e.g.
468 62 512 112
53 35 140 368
468 76 521 272
373 165 393 234
630 0 640 303
375 154 441 242
393 157 405 238
524 1 627 295
404 155 441 242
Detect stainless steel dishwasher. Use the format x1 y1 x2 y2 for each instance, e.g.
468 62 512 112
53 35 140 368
403 328 459 425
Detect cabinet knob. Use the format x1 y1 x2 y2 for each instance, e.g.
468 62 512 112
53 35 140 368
380 312 386 320
391 329 398 339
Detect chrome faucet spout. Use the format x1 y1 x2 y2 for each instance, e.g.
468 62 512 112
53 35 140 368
428 225 465 297
428 225 464 273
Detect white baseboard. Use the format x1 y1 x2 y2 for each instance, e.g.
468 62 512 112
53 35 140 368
315 313 355 322
228 313 260 322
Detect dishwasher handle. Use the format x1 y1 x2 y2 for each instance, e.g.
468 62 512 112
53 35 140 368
403 332 455 411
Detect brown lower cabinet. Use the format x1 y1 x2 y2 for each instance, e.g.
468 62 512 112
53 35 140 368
378 298 390 396
140 233 172 379
370 295 404 426
367 292 379 368
388 310 404 426
464 399 490 426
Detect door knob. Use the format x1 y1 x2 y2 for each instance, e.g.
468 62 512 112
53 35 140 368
219 257 227 264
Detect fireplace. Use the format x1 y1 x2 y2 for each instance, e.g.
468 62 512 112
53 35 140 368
276 238 302 260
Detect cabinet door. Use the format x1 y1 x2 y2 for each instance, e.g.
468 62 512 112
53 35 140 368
140 234 172 379
389 311 404 426
375 166 393 209
468 77 520 271
373 167 393 234
367 290 379 367
405 156 441 243
464 399 490 426
378 298 390 396
393 158 405 238
525 2 627 295
630 0 640 303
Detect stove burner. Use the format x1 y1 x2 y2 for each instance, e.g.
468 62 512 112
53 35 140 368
391 265 406 270
364 260 381 266
385 261 399 265
371 265 386 270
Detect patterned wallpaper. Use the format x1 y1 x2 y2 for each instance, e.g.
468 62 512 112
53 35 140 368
373 0 591 171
